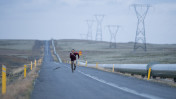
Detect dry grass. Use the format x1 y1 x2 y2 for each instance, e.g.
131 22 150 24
0 40 44 99
12 67 25 75
55 39 176 64
0 40 44 66
0 64 41 99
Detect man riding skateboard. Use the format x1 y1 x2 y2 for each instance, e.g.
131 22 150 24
70 49 79 73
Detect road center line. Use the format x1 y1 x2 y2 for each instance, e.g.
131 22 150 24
77 70 162 99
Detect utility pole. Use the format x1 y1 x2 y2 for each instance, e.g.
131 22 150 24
133 4 151 51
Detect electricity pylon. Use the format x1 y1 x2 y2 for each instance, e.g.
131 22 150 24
108 25 120 48
86 20 94 40
133 4 151 51
95 15 104 41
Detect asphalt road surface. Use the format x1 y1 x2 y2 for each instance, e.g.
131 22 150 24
31 41 176 99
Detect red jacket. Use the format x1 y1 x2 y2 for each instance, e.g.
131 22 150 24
70 52 79 61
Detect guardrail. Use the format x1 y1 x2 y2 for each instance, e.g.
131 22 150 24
51 40 62 63
65 60 176 82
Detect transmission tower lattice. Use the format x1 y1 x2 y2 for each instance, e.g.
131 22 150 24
108 25 120 48
95 15 104 41
133 4 151 51
86 20 94 40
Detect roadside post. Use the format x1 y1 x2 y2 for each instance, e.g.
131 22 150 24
40 59 42 64
2 65 6 95
112 64 114 72
77 61 79 66
85 61 87 67
24 65 26 78
147 67 151 80
79 51 82 56
31 61 33 70
35 60 36 67
96 63 98 69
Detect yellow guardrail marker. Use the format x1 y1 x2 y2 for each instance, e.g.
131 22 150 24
147 67 151 80
31 61 33 70
40 59 42 64
38 59 40 65
85 61 87 67
2 65 6 95
24 65 26 78
112 64 114 72
78 61 79 66
96 63 98 69
35 60 36 67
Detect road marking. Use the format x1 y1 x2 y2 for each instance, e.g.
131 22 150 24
78 70 162 99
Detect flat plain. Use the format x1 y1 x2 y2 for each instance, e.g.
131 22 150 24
55 39 176 64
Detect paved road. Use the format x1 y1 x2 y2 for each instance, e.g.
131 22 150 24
31 41 176 99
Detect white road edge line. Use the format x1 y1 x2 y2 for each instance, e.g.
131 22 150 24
77 70 163 99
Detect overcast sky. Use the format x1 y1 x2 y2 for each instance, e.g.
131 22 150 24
0 0 176 44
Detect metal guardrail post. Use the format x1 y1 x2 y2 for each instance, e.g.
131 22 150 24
78 61 79 66
85 61 87 67
147 67 151 80
24 65 27 78
96 63 98 69
2 65 6 95
112 64 114 72
31 61 33 70
35 60 36 67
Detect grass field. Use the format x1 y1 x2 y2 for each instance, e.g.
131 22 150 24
0 40 44 67
55 39 176 64
0 40 44 98
0 39 44 76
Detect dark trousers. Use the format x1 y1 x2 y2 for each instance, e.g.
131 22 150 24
71 60 76 72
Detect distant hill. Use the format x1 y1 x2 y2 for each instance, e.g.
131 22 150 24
55 39 176 64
